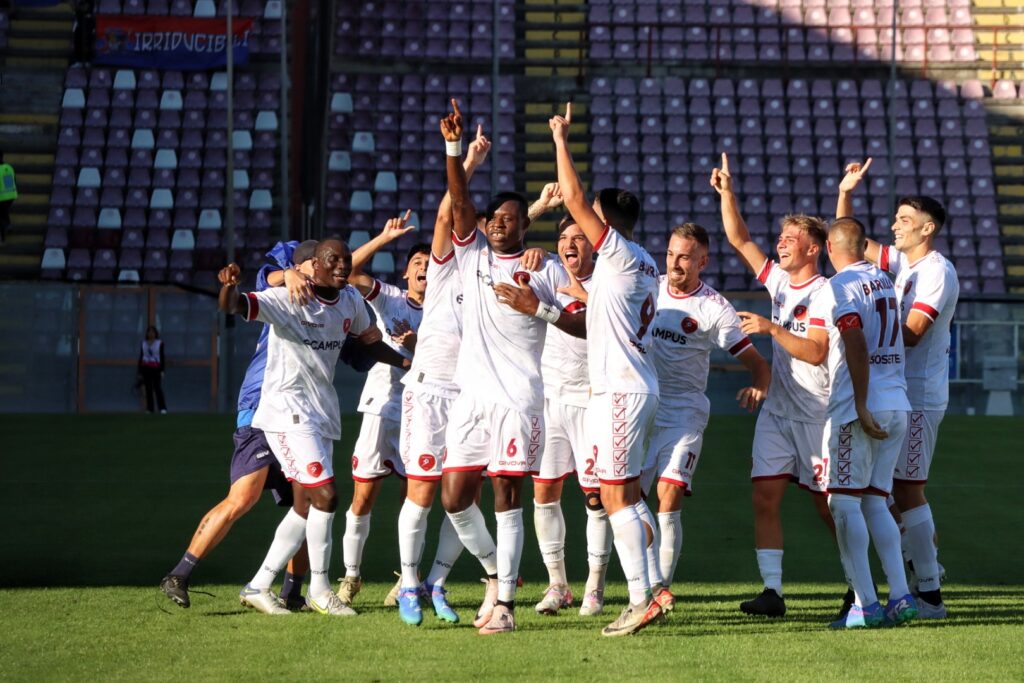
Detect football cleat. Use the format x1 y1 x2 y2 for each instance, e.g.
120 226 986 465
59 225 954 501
428 584 460 623
277 595 311 613
829 601 884 629
383 571 402 607
578 589 605 617
535 583 573 615
478 603 515 635
601 599 665 637
652 584 675 613
836 589 856 621
884 593 919 626
398 587 423 625
308 591 358 616
914 596 948 619
160 575 190 608
473 577 499 628
739 588 787 617
336 575 362 606
239 584 291 615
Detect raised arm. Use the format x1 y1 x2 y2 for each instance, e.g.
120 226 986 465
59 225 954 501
528 182 564 223
433 124 491 258
837 159 881 265
217 263 247 315
348 210 415 295
550 103 606 247
441 98 478 241
711 152 768 275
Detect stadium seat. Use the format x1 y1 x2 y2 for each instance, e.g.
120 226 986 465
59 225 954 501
41 248 67 271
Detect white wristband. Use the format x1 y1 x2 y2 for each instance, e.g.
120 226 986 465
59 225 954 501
535 302 561 325
445 140 462 157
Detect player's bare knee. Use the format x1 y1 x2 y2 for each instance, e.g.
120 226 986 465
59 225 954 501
892 482 926 511
491 476 523 512
310 485 338 513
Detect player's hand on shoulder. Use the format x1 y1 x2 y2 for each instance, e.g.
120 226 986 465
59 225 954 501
710 152 732 195
839 158 872 193
218 263 241 286
737 311 772 336
440 98 464 142
736 385 766 412
549 102 571 143
520 247 548 272
857 405 889 440
283 267 313 306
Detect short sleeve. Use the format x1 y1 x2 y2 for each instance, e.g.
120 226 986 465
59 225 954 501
534 260 569 309
808 284 833 329
364 279 404 306
715 303 754 357
451 226 484 271
349 297 372 335
245 287 294 326
756 259 786 297
878 245 905 276
594 226 640 273
910 262 957 322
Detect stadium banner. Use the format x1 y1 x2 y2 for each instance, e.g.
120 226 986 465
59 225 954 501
93 17 253 70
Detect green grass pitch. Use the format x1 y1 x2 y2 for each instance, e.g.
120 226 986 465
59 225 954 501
1 414 1021 681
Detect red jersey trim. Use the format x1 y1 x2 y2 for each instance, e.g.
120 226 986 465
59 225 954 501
728 337 754 356
432 249 455 265
442 465 487 473
598 475 640 485
564 301 586 314
452 229 477 247
352 472 394 483
405 473 442 482
245 291 259 321
892 477 928 485
796 481 828 496
836 312 863 332
494 249 525 260
911 301 939 321
532 473 573 484
316 291 340 306
751 474 795 482
667 282 704 299
756 259 773 284
809 317 827 328
364 279 382 302
789 274 823 290
406 296 423 310
879 246 890 273
487 469 538 478
594 225 611 251
286 476 336 488
657 476 690 489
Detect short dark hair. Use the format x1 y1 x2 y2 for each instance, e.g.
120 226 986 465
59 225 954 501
406 242 430 264
780 214 827 250
670 222 710 249
556 214 577 235
898 195 946 232
596 188 641 234
485 192 529 222
828 216 867 250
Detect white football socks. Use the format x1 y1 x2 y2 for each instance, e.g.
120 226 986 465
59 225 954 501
495 509 524 602
862 495 910 599
756 548 784 595
584 507 612 593
250 508 307 590
397 499 430 587
609 505 650 605
633 501 664 589
901 503 942 592
447 504 498 575
305 507 335 598
342 508 371 578
425 515 464 589
657 510 683 588
828 494 877 606
534 501 568 586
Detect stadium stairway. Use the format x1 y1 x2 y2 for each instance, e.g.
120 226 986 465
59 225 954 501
520 0 585 77
3 2 74 69
989 101 1024 293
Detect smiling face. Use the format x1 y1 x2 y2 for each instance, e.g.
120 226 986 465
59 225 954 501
892 204 933 253
485 200 528 253
776 223 818 273
404 251 429 296
557 222 594 278
312 239 352 289
666 234 708 293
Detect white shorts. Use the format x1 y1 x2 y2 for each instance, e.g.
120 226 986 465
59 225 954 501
399 388 452 481
752 410 828 495
265 429 335 488
352 413 405 481
443 393 542 477
535 397 597 491
893 409 944 485
824 410 908 495
587 391 658 485
640 424 703 496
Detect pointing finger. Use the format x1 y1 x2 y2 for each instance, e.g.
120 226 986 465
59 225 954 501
476 123 484 140
403 208 412 223
860 157 873 175
721 152 729 174
565 102 572 124
451 98 462 118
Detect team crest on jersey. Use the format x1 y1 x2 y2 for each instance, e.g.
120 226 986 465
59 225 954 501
681 317 699 334
904 280 913 295
343 318 352 333
307 462 323 477
793 305 808 320
418 454 436 471
351 456 359 470
513 271 531 286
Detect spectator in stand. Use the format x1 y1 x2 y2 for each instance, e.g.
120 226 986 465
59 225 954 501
138 325 168 414
0 150 17 245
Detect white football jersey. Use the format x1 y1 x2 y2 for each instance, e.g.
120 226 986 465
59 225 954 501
650 277 754 427
587 226 661 395
247 286 371 439
402 248 463 397
755 259 830 423
541 271 591 408
357 279 422 421
452 230 570 413
809 261 911 425
879 247 959 411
